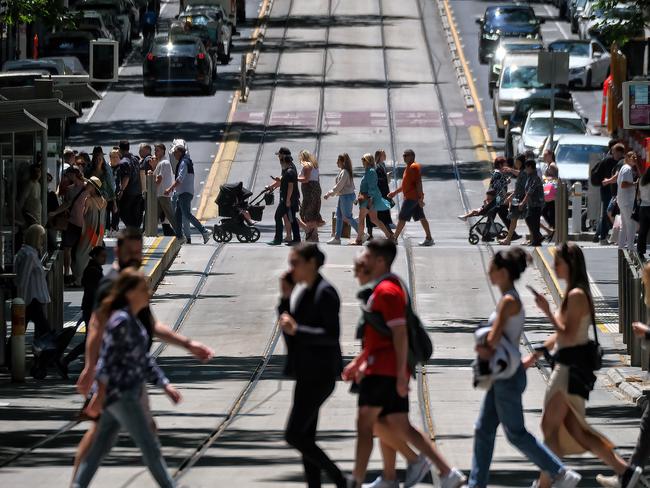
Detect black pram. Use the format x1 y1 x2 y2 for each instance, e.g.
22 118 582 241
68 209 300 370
468 200 508 245
212 182 273 243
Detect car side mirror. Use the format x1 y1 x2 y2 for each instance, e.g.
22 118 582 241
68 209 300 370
583 117 589 124
593 51 602 58
476 17 484 24
510 127 522 135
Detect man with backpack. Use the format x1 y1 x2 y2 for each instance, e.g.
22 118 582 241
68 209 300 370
116 140 144 229
342 239 465 488
590 142 625 245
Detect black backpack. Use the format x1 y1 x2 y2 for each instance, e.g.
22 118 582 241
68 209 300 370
356 276 433 375
590 160 604 187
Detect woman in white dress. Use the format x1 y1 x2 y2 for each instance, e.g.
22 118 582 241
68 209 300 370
525 242 640 488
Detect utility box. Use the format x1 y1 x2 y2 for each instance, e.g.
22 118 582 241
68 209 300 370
90 40 119 83
538 51 569 85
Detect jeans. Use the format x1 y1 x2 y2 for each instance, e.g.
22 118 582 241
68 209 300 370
157 196 177 230
630 394 650 468
637 206 650 257
469 366 564 488
335 193 358 238
72 386 174 488
274 201 300 242
119 194 143 228
285 378 345 487
597 185 613 240
619 204 636 251
525 206 543 245
174 192 206 239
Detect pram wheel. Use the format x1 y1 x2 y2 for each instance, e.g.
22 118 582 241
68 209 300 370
468 233 480 245
221 230 233 242
213 225 223 242
236 233 249 243
248 227 260 242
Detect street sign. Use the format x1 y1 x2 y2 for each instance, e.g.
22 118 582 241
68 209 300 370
623 80 650 129
538 51 569 86
89 40 119 83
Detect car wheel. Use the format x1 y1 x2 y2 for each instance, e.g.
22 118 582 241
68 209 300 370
586 69 592 89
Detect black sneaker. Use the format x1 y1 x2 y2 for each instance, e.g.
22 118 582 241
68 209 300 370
512 233 522 241
285 240 301 246
267 240 283 246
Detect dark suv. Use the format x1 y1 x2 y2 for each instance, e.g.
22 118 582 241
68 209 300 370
476 5 544 64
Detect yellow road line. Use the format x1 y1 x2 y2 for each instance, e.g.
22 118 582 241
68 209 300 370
442 0 497 162
196 0 271 221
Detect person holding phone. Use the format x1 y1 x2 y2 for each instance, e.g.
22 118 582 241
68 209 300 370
277 243 347 487
268 147 301 245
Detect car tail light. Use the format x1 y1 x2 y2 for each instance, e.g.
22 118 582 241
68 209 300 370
146 53 155 61
197 53 205 60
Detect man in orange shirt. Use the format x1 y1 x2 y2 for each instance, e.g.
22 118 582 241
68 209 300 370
388 149 434 246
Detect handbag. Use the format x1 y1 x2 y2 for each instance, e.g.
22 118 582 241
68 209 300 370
47 188 84 232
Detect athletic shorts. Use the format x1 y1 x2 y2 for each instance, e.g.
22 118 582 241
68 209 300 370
358 375 409 417
398 199 425 222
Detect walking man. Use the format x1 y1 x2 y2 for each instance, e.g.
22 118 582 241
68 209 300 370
153 143 177 233
116 140 144 229
591 142 624 244
268 147 301 245
388 150 434 246
615 151 638 251
343 239 465 488
165 142 211 244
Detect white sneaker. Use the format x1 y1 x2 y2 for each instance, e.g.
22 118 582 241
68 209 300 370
361 476 399 488
440 467 466 488
596 474 621 488
404 454 432 487
457 215 468 222
202 230 211 244
327 237 341 245
554 469 582 488
419 238 435 247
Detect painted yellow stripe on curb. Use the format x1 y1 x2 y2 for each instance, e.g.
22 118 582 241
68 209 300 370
442 0 497 162
196 0 271 221
140 236 163 267
147 237 179 283
469 125 490 163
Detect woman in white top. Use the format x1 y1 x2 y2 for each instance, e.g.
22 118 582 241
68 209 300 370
470 248 581 488
324 153 359 245
636 164 650 258
526 243 638 488
297 150 324 242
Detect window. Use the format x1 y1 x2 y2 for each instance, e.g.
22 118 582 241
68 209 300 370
500 65 544 89
526 118 586 136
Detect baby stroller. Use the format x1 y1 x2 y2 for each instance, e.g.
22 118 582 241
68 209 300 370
212 182 273 243
468 212 508 245
30 325 78 379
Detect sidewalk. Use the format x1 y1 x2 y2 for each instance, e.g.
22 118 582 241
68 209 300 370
533 243 650 405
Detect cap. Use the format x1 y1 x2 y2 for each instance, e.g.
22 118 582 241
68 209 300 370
92 146 104 156
63 146 75 155
275 147 291 156
87 176 102 192
171 138 187 153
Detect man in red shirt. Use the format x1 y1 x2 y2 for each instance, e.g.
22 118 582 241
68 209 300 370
388 149 434 246
343 239 465 488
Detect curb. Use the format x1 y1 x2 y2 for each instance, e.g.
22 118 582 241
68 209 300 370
607 368 647 407
145 237 181 292
532 248 563 306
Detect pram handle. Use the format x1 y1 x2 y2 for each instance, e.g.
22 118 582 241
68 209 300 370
249 186 275 206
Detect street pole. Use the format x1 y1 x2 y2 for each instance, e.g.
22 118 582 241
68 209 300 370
549 63 555 149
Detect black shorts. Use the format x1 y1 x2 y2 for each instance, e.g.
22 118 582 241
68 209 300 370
358 375 409 417
398 199 425 222
61 223 82 248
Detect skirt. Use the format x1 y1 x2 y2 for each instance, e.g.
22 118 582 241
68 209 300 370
300 181 322 222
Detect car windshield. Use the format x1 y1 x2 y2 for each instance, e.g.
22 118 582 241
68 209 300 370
556 144 607 164
549 42 590 56
153 41 198 56
507 43 544 52
487 8 535 24
500 65 543 89
179 15 210 25
526 117 586 136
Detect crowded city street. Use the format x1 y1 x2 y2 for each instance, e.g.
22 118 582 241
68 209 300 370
2 0 650 486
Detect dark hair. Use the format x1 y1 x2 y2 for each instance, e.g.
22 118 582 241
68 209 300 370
29 164 41 180
292 243 325 268
90 245 106 258
612 143 626 155
99 267 147 317
486 188 496 197
65 166 83 179
515 154 526 167
494 156 506 169
78 152 91 165
524 159 537 170
119 140 130 152
506 157 514 168
556 242 595 320
116 227 143 247
608 139 620 150
404 149 415 158
366 238 397 268
493 247 530 281
154 143 166 153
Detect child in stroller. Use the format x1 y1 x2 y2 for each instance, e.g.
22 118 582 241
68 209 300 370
213 182 272 243
457 189 508 244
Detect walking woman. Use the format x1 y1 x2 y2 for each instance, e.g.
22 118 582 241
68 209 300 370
637 165 650 259
499 154 527 245
355 153 394 245
107 149 121 235
73 177 106 286
298 150 324 242
367 149 393 238
526 243 639 488
324 153 359 245
278 243 347 487
72 268 181 488
542 164 559 241
469 247 581 488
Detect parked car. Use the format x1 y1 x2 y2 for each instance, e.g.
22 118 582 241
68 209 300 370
44 30 98 69
492 53 548 138
488 38 544 97
548 39 610 88
177 6 232 64
552 134 610 182
2 58 69 75
143 35 215 95
41 56 88 75
77 10 127 58
511 109 588 157
578 2 643 47
476 4 544 64
76 0 134 43
504 94 575 158
569 0 589 34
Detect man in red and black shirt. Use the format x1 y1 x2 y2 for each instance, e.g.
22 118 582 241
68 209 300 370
343 239 465 488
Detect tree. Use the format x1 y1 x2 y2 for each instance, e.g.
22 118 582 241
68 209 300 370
593 0 649 46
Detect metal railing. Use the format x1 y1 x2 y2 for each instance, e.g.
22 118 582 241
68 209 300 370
618 249 648 369
144 173 158 237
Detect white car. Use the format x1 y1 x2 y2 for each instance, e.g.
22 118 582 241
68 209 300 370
488 38 544 97
492 53 548 138
552 135 610 183
512 109 588 157
548 39 610 88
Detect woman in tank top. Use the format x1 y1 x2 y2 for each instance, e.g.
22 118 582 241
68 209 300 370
526 242 640 488
470 248 580 488
297 150 324 242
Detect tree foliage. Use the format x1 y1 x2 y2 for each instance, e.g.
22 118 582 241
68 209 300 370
0 0 73 28
593 0 649 46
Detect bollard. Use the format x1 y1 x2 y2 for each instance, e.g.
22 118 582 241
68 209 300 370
554 180 568 244
144 173 158 237
331 211 336 237
631 274 643 366
239 55 247 101
571 182 582 235
11 298 25 382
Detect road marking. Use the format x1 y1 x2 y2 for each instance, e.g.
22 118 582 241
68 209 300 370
441 0 497 162
544 4 570 39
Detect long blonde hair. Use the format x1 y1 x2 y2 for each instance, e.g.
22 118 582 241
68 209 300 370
299 150 318 170
338 153 353 179
361 153 375 169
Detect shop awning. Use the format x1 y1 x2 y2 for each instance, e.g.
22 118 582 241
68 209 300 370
0 98 78 120
0 108 48 133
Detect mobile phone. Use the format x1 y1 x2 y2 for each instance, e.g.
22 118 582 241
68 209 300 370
283 271 294 286
526 285 541 296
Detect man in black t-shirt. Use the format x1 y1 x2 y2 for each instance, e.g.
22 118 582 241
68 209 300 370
594 143 625 243
267 147 301 245
72 227 214 477
116 140 144 229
